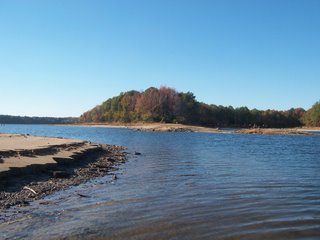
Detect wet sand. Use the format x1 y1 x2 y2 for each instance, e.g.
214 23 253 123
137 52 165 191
0 134 126 209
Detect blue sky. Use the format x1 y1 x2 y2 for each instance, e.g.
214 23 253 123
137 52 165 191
0 0 319 117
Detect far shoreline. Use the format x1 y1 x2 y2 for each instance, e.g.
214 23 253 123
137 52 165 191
57 122 320 136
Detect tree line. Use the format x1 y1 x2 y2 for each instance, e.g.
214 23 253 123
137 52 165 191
0 115 77 124
80 86 319 128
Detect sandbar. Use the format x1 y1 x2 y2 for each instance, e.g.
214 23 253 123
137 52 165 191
0 133 126 210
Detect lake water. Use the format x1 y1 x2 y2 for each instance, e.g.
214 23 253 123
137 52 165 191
0 125 320 239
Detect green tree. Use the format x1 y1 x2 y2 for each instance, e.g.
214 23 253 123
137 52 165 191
303 101 320 126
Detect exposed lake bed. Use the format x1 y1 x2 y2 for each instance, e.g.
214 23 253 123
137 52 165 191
0 133 127 212
0 125 320 239
66 122 320 136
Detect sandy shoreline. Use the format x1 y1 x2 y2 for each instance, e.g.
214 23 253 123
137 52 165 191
0 134 127 210
0 134 93 176
64 123 320 136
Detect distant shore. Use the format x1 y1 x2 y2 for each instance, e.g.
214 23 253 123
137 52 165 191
0 134 126 210
64 122 320 136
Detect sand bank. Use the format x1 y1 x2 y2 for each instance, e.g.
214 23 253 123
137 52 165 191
0 134 126 210
0 134 94 176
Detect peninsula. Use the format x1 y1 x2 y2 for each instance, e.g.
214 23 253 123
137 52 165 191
79 87 320 129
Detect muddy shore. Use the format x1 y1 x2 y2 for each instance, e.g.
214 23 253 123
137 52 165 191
0 134 127 210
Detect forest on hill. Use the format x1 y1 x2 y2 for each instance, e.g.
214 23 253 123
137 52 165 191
80 87 319 128
0 115 77 124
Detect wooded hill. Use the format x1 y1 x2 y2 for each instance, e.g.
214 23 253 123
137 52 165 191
80 86 319 128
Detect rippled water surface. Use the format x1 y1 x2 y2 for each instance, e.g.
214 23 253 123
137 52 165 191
1 125 320 239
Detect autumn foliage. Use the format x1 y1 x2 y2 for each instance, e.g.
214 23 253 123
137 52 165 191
80 86 308 128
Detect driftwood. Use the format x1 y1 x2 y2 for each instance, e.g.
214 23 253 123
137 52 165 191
23 186 37 195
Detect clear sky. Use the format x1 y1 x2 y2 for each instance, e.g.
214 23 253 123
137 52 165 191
0 0 319 117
